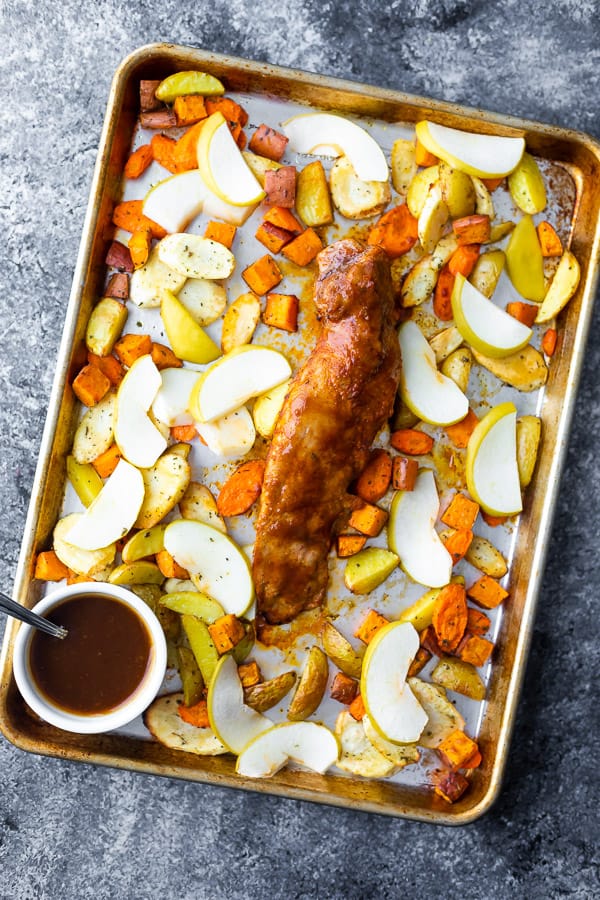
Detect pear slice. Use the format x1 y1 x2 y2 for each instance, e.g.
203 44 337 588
189 345 292 423
160 290 220 365
282 112 388 181
64 459 144 551
388 468 453 588
451 274 532 359
143 170 207 235
197 112 265 207
207 655 272 754
360 621 428 744
114 355 167 468
399 320 468 426
236 722 338 777
415 121 525 178
195 406 256 458
151 367 200 427
466 402 522 516
164 519 253 616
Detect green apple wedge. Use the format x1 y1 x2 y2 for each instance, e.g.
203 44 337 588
415 121 525 179
197 112 265 207
207 655 272 754
466 401 523 517
398 320 469 425
160 290 221 365
282 112 388 182
155 70 225 102
451 273 532 359
236 722 339 777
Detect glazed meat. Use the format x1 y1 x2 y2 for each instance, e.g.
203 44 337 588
253 239 401 625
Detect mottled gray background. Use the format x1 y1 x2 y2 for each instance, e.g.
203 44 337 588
1 1 599 898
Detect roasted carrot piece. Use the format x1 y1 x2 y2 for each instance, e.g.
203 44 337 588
392 456 419 491
238 661 262 688
330 672 358 705
390 429 434 455
348 694 366 721
466 607 491 636
506 301 538 327
453 214 491 245
542 328 558 357
355 609 389 644
155 549 190 580
105 273 129 300
242 255 283 295
441 493 480 531
151 342 183 370
172 121 206 171
420 624 443 657
367 204 419 258
432 583 468 652
537 221 563 257
263 293 299 332
124 144 153 179
481 176 504 192
434 770 470 803
462 749 483 769
336 534 368 558
106 240 134 272
217 459 266 517
248 124 289 161
263 207 303 234
150 133 181 174
415 139 438 167
205 96 248 127
448 244 480 278
170 424 197 443
34 550 69 582
433 264 455 321
72 364 111 407
264 166 297 208
255 222 294 254
112 200 167 240
67 570 91 585
173 94 207 126
128 227 152 269
178 699 210 728
467 575 509 609
92 443 121 478
445 408 479 449
437 731 479 769
114 333 152 367
355 449 393 504
407 646 432 678
457 633 494 667
348 501 388 537
87 352 124 386
208 614 246 655
442 529 474 565
204 221 237 249
480 510 508 528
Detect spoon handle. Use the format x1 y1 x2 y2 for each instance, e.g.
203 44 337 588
0 592 68 639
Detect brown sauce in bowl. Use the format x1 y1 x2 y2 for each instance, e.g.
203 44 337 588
29 594 152 715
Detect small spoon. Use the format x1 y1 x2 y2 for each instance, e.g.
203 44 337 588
0 591 68 639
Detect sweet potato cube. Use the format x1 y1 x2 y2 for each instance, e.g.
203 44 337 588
34 550 69 582
420 624 443 657
264 166 296 208
178 699 210 728
172 121 206 172
415 139 438 167
441 493 480 531
151 133 180 173
105 273 129 300
348 694 366 721
139 79 162 112
140 109 178 129
442 529 473 565
392 456 419 491
105 240 134 273
336 534 367 558
208 614 246 655
506 301 538 327
466 607 491 636
249 124 289 162
438 730 479 769
113 200 167 239
434 770 470 803
87 352 124 387
128 227 152 269
282 228 323 266
124 144 153 180
114 333 152 368
255 222 294 254
537 221 563 257
263 293 299 332
355 449 393 504
204 221 237 249
72 364 111 407
453 214 491 245
238 661 262 688
445 408 479 449
205 97 248 127
330 673 358 705
170 424 197 443
407 646 432 677
448 244 480 277
263 207 303 234
467 575 508 609
355 609 389 644
457 633 494 667
242 255 283 295
155 549 190 580
348 501 388 537
151 342 183 370
174 94 207 126
92 443 121 479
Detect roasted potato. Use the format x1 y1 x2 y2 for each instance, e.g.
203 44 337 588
398 587 441 632
431 232 459 271
129 246 186 308
330 156 391 219
344 548 398 594
85 297 128 357
431 657 486 700
296 160 334 226
469 250 505 298
516 415 542 488
439 163 476 218
471 176 494 219
144 693 227 756
221 292 261 354
441 347 472 393
66 456 103 508
176 647 204 708
53 513 115 576
401 254 438 307
465 535 508 578
134 448 191 529
417 184 449 253
408 677 466 749
252 380 290 438
487 221 515 244
508 152 547 215
391 138 418 195
179 482 226 533
181 614 219 685
161 592 224 622
176 278 227 327
334 711 396 778
71 390 116 464
244 671 296 713
121 523 167 563
321 622 364 679
406 165 439 218
287 646 328 721
535 251 580 323
429 326 463 364
471 345 548 392
157 234 235 280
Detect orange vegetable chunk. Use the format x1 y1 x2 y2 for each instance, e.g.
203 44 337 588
151 343 183 370
217 460 266 517
453 214 491 245
441 493 480 531
348 694 366 721
208 614 246 655
113 199 167 239
178 699 210 728
537 221 563 257
336 534 368 558
415 139 438 166
433 264 455 321
263 293 299 332
355 449 393 503
392 456 419 491
92 443 122 479
355 609 390 644
330 673 358 705
242 255 283 295
442 529 474 565
448 244 480 278
367 204 419 258
390 429 434 455
156 549 190 580
114 333 152 368
542 328 558 357
437 730 479 769
124 144 153 179
263 207 303 234
72 364 111 407
506 301 538 327
204 221 237 249
35 551 69 582
432 583 468 652
281 228 323 266
457 633 494 667
348 502 388 537
445 408 479 449
467 575 509 609
174 94 207 126
466 607 491 636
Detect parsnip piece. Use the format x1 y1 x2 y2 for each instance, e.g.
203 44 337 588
144 693 228 756
335 711 396 777
391 139 418 195
401 255 438 307
129 246 186 309
85 298 128 357
439 163 476 218
406 165 439 218
535 251 580 323
471 176 495 219
429 326 463 364
329 156 391 219
469 250 505 298
418 184 449 253
441 347 472 393
408 677 465 749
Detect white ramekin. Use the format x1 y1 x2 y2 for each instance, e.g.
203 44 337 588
13 582 167 734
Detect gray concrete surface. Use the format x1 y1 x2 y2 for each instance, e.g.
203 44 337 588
1 1 599 897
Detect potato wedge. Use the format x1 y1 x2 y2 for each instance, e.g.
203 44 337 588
129 583 162 606
508 152 547 215
179 482 226 533
85 298 128 357
71 390 116 464
391 394 419 430
129 246 186 309
406 165 439 218
321 622 364 679
401 254 438 307
121 523 167 563
431 232 459 271
53 513 115 576
252 379 290 438
439 163 475 218
242 150 283 187
221 293 261 354
230 620 255 664
408 677 466 749
144 693 227 756
391 139 418 195
177 646 204 708
516 415 542 488
486 221 515 244
66 455 103 507
418 183 449 253
465 535 508 578
429 326 463 364
471 176 495 219
329 155 391 219
535 250 580 323
471 345 548 392
398 588 441 632
431 657 486 700
177 278 227 327
335 711 396 777
134 449 191 529
169 442 191 460
163 577 197 594
287 646 329 721
441 347 472 393
160 591 224 621
363 714 420 768
244 671 296 713
157 234 235 280
108 561 164 585
296 160 334 226
469 249 505 298
344 548 398 594
181 614 219 685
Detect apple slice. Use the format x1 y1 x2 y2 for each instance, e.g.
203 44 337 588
399 320 468 426
160 290 221 364
207 655 271 754
197 112 265 207
143 170 207 234
466 402 522 516
360 621 428 744
415 121 525 178
282 112 388 182
388 468 452 588
189 346 292 423
114 354 167 468
64 459 144 551
451 273 532 359
164 519 254 616
195 406 256 458
236 722 339 777
152 367 200 427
